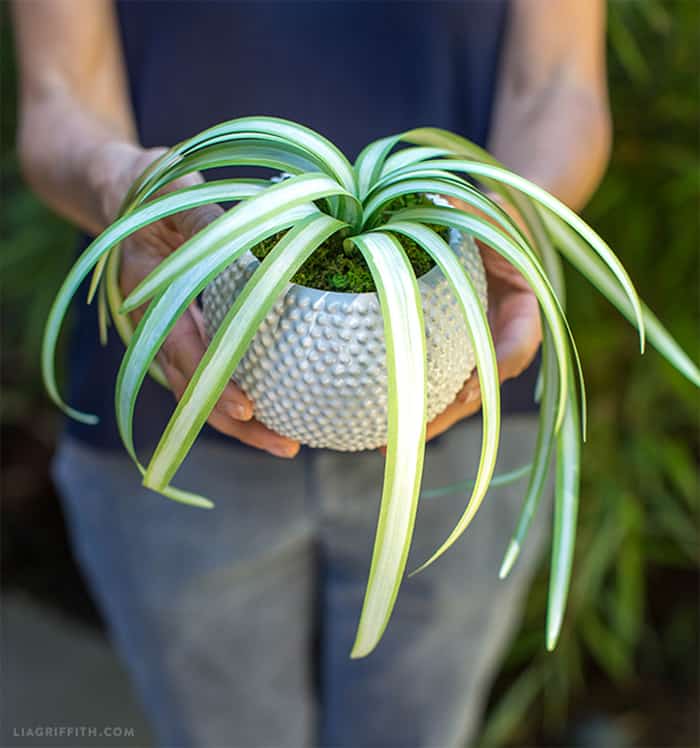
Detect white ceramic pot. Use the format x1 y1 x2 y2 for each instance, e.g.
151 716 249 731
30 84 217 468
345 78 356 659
203 228 487 451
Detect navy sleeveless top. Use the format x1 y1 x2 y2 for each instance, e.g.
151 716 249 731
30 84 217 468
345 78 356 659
67 0 538 451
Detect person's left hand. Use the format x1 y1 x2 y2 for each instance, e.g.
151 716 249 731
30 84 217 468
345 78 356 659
424 195 542 441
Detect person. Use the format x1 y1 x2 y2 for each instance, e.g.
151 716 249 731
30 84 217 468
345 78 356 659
12 1 611 746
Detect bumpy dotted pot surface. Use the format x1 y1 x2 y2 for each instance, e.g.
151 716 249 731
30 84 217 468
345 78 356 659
203 229 487 451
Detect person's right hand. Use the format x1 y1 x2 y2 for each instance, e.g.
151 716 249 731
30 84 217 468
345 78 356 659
91 142 301 458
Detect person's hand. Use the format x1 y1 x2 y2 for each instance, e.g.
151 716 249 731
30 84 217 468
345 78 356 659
91 142 300 458
424 194 542 441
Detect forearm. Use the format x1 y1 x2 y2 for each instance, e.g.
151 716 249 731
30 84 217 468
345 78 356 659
488 80 611 212
17 89 140 234
488 0 611 212
13 0 139 235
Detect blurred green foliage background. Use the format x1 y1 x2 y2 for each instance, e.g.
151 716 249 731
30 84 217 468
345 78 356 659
1 2 698 746
482 2 699 745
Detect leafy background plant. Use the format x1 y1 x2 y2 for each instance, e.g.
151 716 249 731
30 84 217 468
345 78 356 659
1 2 697 745
480 2 699 745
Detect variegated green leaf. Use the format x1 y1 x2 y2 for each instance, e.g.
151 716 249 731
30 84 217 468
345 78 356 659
500 217 572 578
547 369 581 650
385 220 501 567
42 180 265 422
354 135 401 200
141 214 346 494
380 146 453 178
344 232 427 658
499 333 558 578
390 205 573 431
364 175 534 258
393 157 646 352
115 204 320 472
125 116 358 209
122 173 358 312
543 211 700 386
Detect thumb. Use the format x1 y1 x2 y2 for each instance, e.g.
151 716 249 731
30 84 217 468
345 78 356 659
493 291 541 383
161 171 225 238
169 200 225 239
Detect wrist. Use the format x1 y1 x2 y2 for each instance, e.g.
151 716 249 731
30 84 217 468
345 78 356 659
85 141 163 227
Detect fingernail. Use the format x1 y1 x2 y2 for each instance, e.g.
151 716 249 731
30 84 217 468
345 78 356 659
227 402 251 421
269 442 298 459
458 387 474 403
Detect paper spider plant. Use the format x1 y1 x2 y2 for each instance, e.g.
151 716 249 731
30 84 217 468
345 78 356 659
42 117 700 658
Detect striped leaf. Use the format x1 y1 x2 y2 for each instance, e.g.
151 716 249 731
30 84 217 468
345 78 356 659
385 221 501 568
115 204 319 472
544 211 700 386
344 232 427 658
122 173 358 312
546 369 581 650
42 180 265 422
500 217 571 579
380 147 453 178
354 135 401 200
141 213 346 494
366 174 533 255
389 205 574 432
499 333 559 579
125 116 357 211
393 157 646 352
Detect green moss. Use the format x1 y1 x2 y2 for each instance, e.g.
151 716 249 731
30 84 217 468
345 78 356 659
251 193 449 293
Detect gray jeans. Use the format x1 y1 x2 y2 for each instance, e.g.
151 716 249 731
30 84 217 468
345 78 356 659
53 415 547 748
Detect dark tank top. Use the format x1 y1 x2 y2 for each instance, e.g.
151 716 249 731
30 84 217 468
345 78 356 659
66 0 538 452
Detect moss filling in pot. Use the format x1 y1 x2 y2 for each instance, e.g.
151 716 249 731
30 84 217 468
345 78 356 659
251 193 449 293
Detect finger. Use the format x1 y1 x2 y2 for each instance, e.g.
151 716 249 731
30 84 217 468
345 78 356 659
199 406 300 457
169 201 224 239
159 308 253 420
183 306 249 422
456 372 480 404
426 396 483 442
479 244 532 291
376 374 484 454
160 171 225 238
188 304 210 345
224 418 300 459
159 362 243 428
160 374 299 458
492 291 542 383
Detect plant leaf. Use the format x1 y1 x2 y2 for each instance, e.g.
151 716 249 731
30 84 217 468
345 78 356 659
121 173 358 312
354 135 401 200
140 214 346 494
499 332 558 578
104 243 168 388
391 205 573 432
381 195 585 440
380 147 453 178
400 127 646 354
420 463 531 499
384 221 501 568
87 179 267 303
396 157 647 352
114 205 320 470
42 180 265 421
364 174 534 258
137 138 346 222
124 116 358 211
543 211 700 387
343 232 427 658
547 369 581 651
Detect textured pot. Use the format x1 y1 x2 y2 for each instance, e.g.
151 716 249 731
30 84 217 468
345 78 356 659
203 228 487 451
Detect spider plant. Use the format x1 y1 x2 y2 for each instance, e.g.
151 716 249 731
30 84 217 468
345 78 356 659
42 116 699 658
